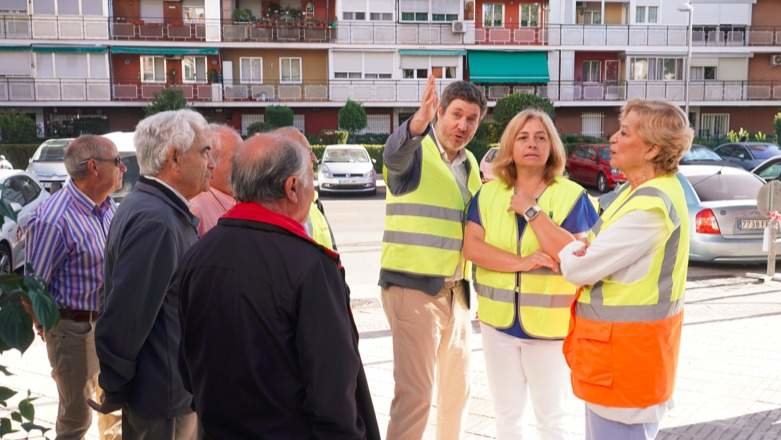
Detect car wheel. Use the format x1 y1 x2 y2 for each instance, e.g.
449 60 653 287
596 173 608 193
0 243 12 274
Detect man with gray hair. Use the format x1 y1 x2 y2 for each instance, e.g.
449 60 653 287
189 123 242 236
26 134 125 440
92 109 214 439
173 133 380 439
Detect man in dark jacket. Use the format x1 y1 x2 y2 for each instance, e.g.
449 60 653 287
92 109 214 438
173 133 380 439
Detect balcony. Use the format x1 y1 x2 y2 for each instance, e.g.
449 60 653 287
1 15 109 39
332 21 470 45
111 18 206 41
0 78 110 101
112 83 220 101
475 26 545 45
222 20 330 42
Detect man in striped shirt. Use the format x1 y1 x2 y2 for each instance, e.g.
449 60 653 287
27 134 125 440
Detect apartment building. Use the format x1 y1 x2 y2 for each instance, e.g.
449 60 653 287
0 0 779 139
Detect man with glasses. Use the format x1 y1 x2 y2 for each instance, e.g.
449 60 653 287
26 134 125 440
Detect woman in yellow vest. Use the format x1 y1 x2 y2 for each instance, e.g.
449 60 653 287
527 100 692 439
463 109 598 439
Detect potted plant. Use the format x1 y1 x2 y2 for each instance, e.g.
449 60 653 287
231 8 255 23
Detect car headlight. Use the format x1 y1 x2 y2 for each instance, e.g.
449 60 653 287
611 168 621 175
319 170 331 178
364 170 375 178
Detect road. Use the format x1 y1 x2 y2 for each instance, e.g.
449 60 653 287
320 186 768 299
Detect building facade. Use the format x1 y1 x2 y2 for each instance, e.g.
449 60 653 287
1 0 780 139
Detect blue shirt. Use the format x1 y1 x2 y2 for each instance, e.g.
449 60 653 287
466 190 598 338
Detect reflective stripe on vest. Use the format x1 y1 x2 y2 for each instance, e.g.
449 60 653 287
474 177 586 338
380 135 481 277
565 174 690 408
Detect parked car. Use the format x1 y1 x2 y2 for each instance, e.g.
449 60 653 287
678 164 772 263
26 138 73 192
713 142 781 170
0 170 50 273
479 147 499 181
565 144 626 193
751 156 781 182
317 144 377 195
25 133 138 201
680 144 738 167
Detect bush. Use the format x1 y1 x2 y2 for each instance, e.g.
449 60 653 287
467 121 494 161
246 121 271 137
774 113 781 144
318 129 349 145
351 133 389 144
0 112 37 144
144 88 187 116
338 99 367 135
265 105 294 128
0 144 38 168
232 8 254 22
492 93 555 135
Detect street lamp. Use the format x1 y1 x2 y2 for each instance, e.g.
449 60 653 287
679 1 694 124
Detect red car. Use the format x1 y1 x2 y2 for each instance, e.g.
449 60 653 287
565 144 626 193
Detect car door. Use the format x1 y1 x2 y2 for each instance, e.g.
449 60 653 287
8 175 45 270
582 146 599 185
567 146 585 181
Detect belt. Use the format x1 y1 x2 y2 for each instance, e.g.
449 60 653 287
58 309 99 322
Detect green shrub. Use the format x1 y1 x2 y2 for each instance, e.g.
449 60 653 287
492 93 555 135
774 113 781 144
0 112 37 144
351 133 389 144
232 8 255 22
246 121 271 137
318 129 349 145
144 88 187 116
338 99 367 136
265 105 294 128
0 144 38 168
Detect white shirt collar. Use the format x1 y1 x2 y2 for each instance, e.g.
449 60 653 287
144 175 189 206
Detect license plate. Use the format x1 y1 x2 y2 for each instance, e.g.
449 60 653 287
340 179 356 184
739 218 768 230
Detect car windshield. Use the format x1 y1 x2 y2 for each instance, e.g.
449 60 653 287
687 172 763 201
683 147 721 161
748 144 780 160
37 145 66 162
112 154 140 200
323 149 369 163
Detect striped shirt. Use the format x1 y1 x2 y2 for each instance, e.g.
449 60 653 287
26 181 115 311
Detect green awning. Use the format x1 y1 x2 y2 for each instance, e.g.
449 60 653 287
111 47 218 56
0 45 31 51
398 49 466 56
32 45 106 53
467 51 549 84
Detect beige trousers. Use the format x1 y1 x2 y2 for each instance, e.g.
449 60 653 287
381 283 471 440
45 318 122 440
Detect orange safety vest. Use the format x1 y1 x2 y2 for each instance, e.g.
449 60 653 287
563 175 689 408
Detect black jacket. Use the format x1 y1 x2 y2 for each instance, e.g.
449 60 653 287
174 202 380 439
96 177 198 417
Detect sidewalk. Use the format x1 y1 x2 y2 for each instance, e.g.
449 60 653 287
3 275 781 439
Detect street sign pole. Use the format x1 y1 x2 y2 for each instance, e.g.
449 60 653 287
747 180 781 282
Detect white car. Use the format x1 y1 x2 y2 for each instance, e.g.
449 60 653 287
0 170 50 273
317 144 377 195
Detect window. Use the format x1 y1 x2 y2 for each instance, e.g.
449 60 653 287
400 11 428 21
432 13 458 21
57 0 78 15
701 113 729 138
691 66 716 81
141 56 166 83
241 114 264 136
342 11 366 20
32 0 55 14
519 3 540 27
583 60 601 82
240 57 262 83
182 56 207 83
464 0 474 20
431 66 456 79
403 68 429 79
334 72 362 79
636 6 658 24
576 2 601 25
483 3 503 27
280 57 302 83
581 113 604 137
364 73 392 79
630 57 684 81
370 12 392 21
2 175 41 206
183 6 205 22
1 0 27 13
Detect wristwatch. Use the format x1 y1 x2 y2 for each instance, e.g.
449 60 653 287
522 204 542 222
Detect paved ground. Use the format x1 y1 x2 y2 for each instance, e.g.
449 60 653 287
3 187 781 439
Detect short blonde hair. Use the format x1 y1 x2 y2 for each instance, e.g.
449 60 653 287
492 109 567 187
620 99 694 174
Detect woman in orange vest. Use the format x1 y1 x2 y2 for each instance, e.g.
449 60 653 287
510 99 693 439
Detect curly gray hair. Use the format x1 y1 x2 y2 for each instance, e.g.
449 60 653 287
134 109 209 176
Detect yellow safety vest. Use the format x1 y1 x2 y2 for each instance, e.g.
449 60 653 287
474 177 586 338
577 174 690 320
309 200 334 250
381 135 482 278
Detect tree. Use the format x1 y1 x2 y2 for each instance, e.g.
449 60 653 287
492 93 555 135
144 88 187 117
265 105 294 129
0 112 37 144
774 112 781 144
338 99 367 137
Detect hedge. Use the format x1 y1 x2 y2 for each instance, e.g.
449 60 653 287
0 144 38 169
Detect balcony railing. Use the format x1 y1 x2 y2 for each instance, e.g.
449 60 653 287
111 18 206 41
0 78 110 101
222 21 331 42
112 83 220 101
332 21 471 45
1 14 109 39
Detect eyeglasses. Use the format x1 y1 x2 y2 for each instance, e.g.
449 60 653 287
81 156 122 167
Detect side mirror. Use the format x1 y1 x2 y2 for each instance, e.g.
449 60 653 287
371 158 377 164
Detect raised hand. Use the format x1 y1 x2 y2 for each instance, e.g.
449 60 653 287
408 75 439 137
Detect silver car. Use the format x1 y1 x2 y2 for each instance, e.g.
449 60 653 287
679 164 770 263
0 170 50 273
26 138 73 193
317 144 377 195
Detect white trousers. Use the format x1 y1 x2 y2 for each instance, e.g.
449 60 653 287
481 323 572 440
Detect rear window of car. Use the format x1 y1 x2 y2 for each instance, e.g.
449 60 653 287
748 144 780 160
686 173 764 201
684 147 721 161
